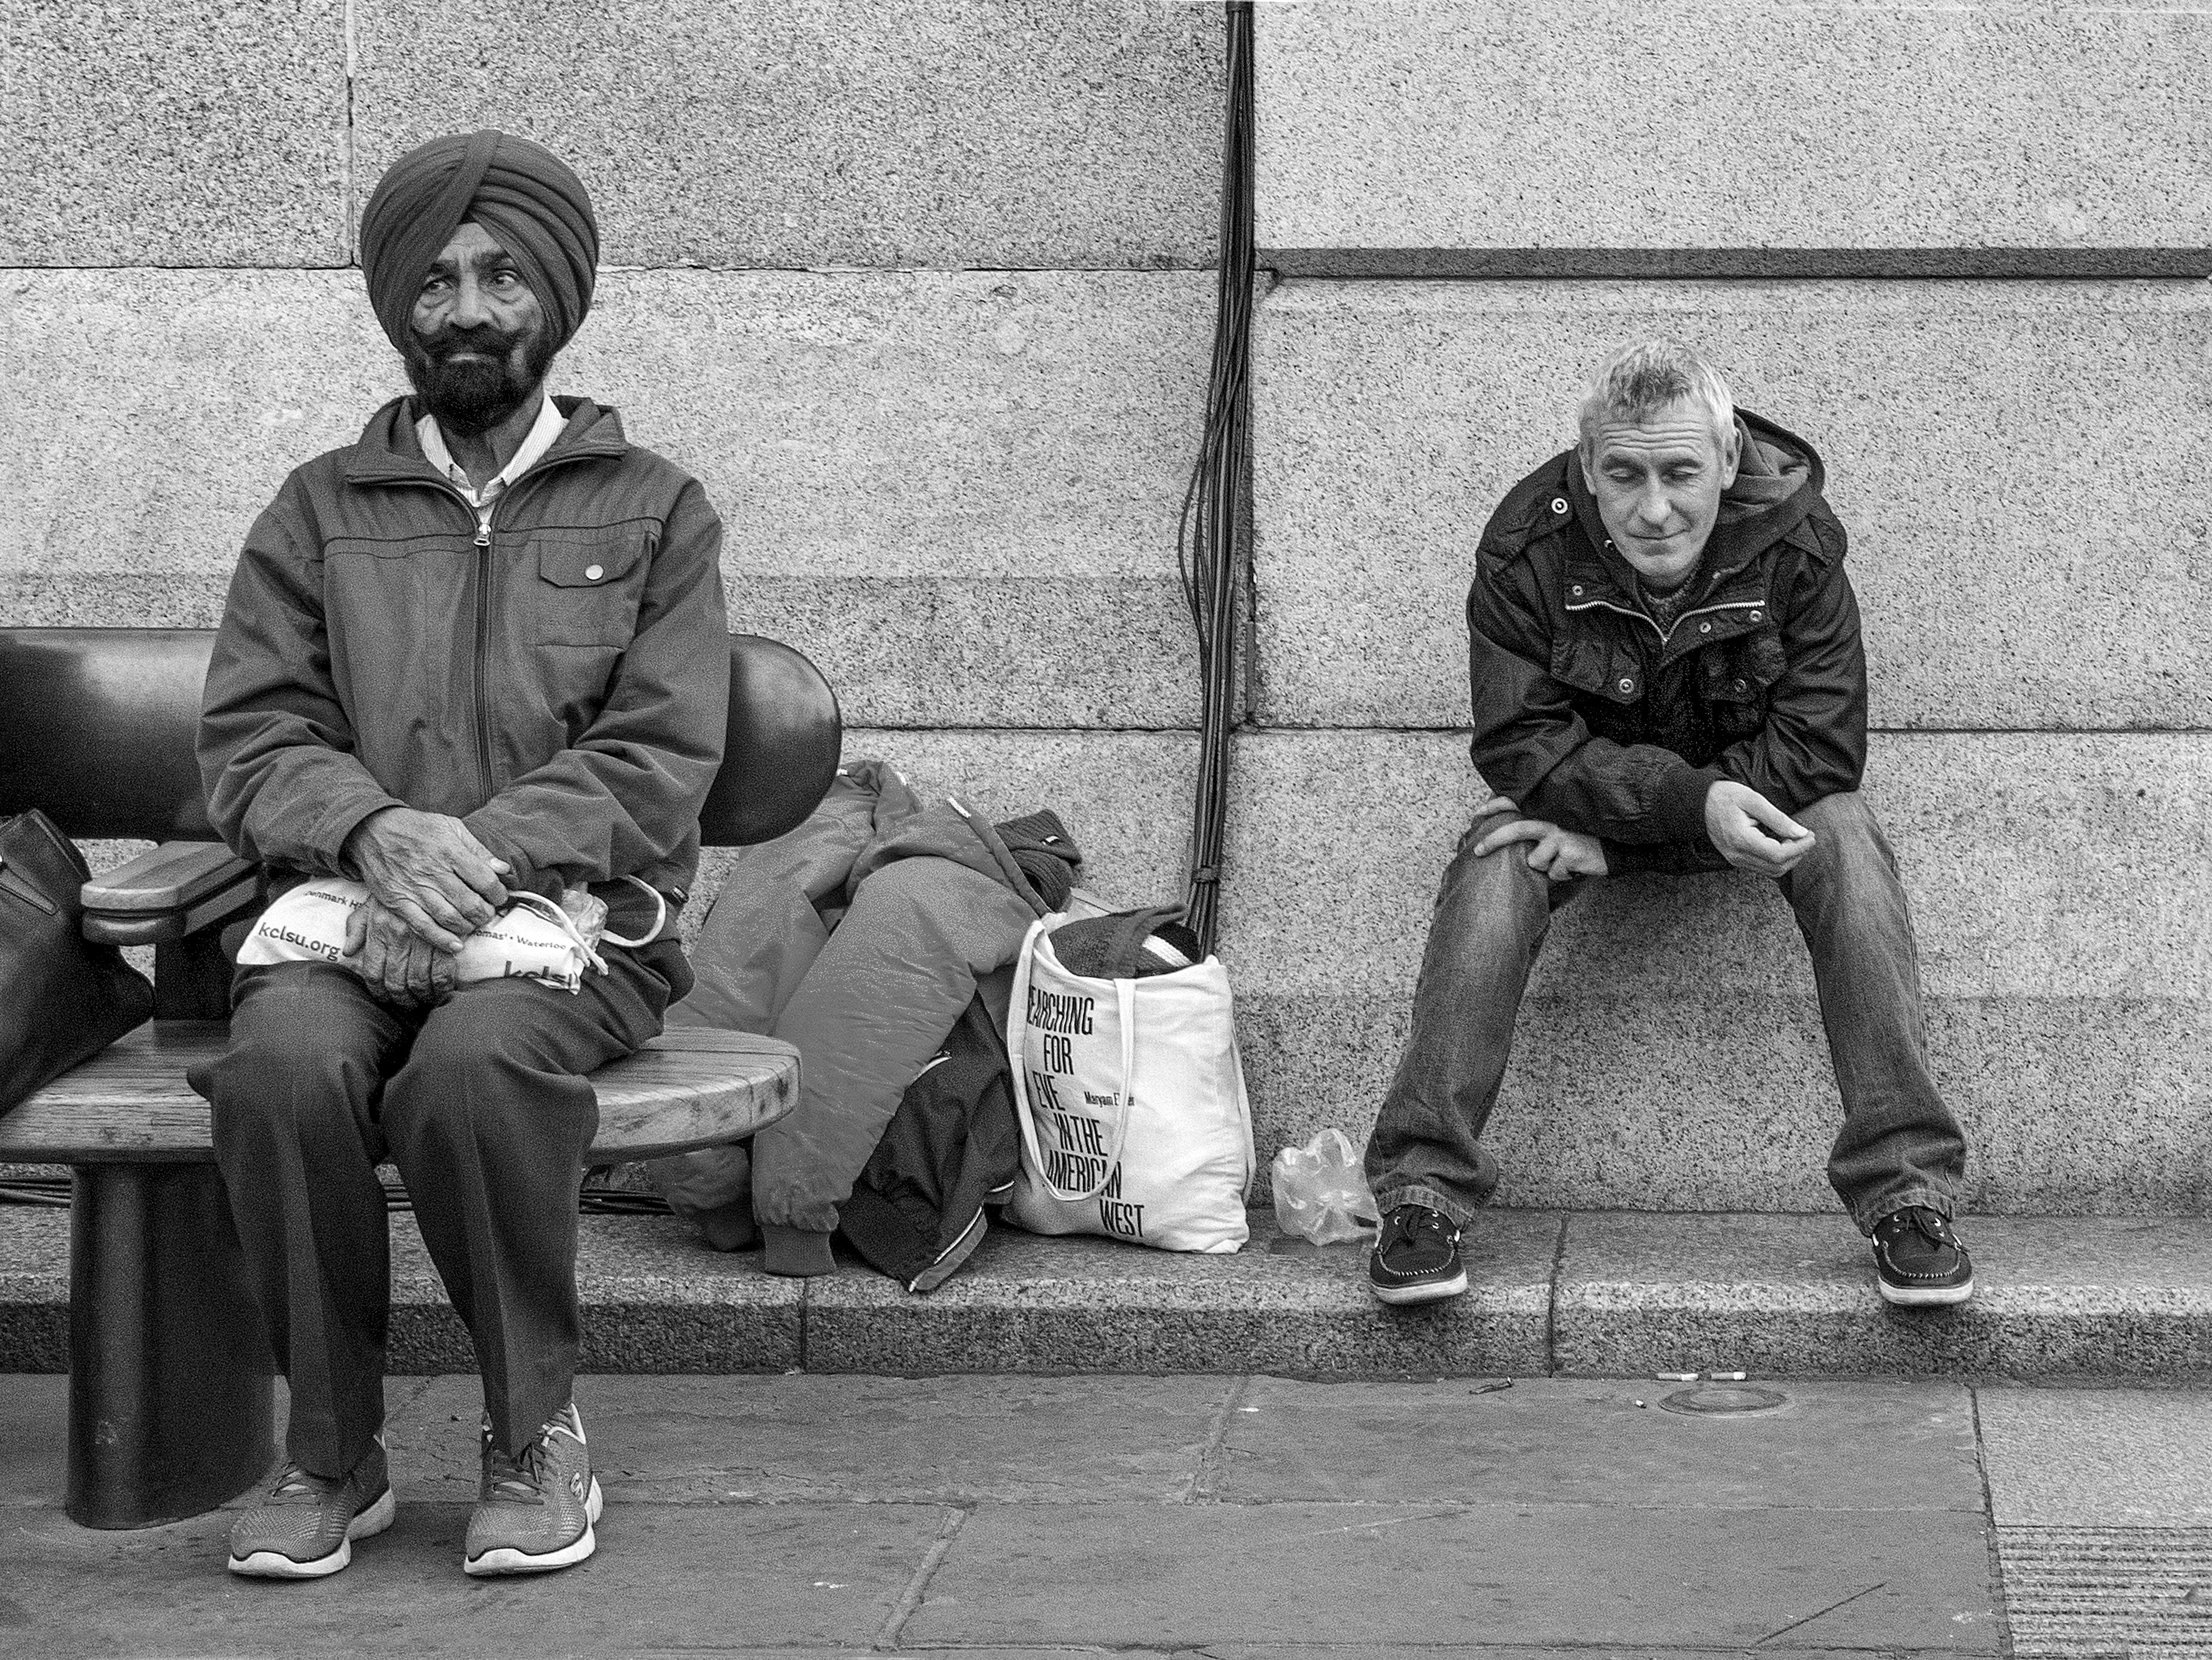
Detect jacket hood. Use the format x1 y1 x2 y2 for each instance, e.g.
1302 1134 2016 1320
1566 406 1825 592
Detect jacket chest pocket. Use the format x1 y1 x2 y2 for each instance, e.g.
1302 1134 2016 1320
532 530 652 648
1698 629 1786 739
1552 631 1648 707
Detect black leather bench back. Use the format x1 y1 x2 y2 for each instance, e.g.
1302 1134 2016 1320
0 628 840 849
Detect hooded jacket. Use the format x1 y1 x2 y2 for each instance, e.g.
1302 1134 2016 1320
649 761 1082 1281
199 396 730 902
1466 410 1866 873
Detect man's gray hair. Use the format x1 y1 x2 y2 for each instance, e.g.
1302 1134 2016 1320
1575 340 1736 452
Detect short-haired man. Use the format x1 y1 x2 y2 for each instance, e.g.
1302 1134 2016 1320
191 131 730 1578
1363 340 1972 1311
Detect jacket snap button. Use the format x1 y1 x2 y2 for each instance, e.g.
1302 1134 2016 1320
1617 677 1634 693
1571 584 1583 596
1733 678 1747 691
584 564 604 581
1699 622 1712 634
1749 610 1762 622
1551 497 1568 514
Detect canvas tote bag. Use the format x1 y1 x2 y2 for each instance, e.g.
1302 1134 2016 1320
1004 911 1253 1253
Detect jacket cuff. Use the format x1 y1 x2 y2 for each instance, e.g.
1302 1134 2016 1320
761 1223 837 1279
1655 765 1727 843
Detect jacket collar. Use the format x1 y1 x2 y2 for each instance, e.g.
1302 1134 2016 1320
342 394 630 488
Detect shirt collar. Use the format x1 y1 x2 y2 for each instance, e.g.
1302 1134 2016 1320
416 393 567 505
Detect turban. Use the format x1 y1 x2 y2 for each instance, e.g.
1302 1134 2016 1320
358 129 600 355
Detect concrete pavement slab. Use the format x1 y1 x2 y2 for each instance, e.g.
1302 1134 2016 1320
907 1499 1999 1650
0 1499 947 1657
391 1214 806 1374
1555 1214 2212 1379
1218 1377 1979 1512
384 1372 1230 1505
802 1211 1555 1377
0 1370 63 1507
1979 1387 2212 1526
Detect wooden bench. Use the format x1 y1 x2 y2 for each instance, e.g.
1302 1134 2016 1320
0 626 841 1529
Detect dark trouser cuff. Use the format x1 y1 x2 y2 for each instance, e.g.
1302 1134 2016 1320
761 1223 837 1278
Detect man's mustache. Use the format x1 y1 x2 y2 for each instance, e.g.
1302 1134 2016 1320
413 325 524 362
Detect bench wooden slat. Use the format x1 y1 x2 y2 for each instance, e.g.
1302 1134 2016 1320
0 1021 799 1165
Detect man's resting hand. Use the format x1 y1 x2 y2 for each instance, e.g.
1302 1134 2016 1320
341 806 511 952
344 895 458 1005
1469 795 1609 883
1704 779 1816 876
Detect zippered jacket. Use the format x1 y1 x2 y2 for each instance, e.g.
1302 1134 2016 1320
1467 410 1866 874
199 396 730 900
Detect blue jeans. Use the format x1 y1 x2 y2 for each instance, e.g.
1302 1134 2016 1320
1364 791 1967 1235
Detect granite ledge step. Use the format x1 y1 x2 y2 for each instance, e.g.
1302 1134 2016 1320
2 1207 2207 1382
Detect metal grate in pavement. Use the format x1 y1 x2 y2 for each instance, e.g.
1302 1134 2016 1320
2000 1525 2212 1658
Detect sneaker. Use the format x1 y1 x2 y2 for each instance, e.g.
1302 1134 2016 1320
1368 1203 1468 1305
227 1434 395 1579
1872 1207 1974 1307
463 1404 602 1576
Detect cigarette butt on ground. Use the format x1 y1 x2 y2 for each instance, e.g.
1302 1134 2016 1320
1706 1371 1748 1381
1656 1371 1698 1381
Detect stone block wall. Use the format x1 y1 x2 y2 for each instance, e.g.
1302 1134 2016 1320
0 0 1224 916
6 0 2205 1218
1237 0 2210 1214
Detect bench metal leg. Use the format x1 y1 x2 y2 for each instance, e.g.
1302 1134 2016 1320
67 1164 276 1529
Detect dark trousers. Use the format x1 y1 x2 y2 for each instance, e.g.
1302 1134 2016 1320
195 946 678 1477
1364 791 1969 1234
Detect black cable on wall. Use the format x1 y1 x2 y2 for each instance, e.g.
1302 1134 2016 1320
1177 0 1255 957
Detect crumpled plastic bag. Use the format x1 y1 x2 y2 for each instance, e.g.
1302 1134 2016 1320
1269 1127 1381 1245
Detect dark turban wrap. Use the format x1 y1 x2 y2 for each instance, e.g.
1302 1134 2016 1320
358 129 600 356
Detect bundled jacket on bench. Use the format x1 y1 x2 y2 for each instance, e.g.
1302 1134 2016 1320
646 761 1079 1279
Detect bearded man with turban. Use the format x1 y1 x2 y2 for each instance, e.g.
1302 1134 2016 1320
191 132 730 1580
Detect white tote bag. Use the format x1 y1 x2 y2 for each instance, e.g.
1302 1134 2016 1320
1004 913 1254 1253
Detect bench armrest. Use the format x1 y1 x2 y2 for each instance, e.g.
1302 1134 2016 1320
82 841 260 947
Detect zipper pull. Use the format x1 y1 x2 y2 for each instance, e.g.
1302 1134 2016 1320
475 522 491 550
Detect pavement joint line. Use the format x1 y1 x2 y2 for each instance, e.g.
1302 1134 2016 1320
872 1502 972 1651
1183 1373 1250 1503
1746 1578 1890 1646
1969 1384 2022 1658
1543 1210 1570 1373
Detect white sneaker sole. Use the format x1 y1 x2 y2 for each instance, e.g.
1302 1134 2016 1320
1370 1269 1469 1306
464 1476 603 1576
228 1485 397 1579
1879 1276 1974 1307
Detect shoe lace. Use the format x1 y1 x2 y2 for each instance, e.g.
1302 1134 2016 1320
265 1462 321 1501
1391 1206 1459 1248
485 1412 583 1504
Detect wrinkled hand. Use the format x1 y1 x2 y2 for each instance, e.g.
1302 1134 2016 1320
1469 795 1609 883
1704 779 1816 876
344 895 458 1005
341 806 510 952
